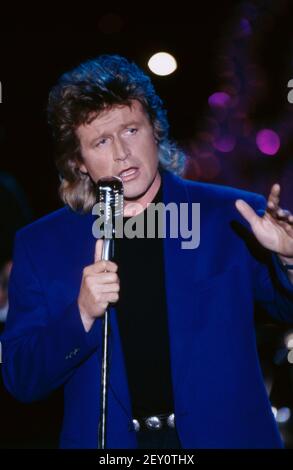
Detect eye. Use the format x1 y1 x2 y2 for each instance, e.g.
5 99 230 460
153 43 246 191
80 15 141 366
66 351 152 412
95 137 108 147
126 128 138 135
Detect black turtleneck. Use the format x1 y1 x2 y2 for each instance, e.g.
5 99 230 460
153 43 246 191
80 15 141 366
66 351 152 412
113 178 175 418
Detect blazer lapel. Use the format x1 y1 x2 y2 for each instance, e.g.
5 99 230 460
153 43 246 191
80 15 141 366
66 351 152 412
162 170 201 410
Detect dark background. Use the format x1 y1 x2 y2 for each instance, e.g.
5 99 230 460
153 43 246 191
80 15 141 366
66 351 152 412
0 0 293 449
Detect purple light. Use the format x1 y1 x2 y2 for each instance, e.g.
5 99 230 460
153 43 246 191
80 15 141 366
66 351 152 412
213 135 236 153
208 92 231 109
239 18 252 36
256 129 280 156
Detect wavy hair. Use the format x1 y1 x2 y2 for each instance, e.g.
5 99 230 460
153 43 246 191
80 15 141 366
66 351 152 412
47 55 186 213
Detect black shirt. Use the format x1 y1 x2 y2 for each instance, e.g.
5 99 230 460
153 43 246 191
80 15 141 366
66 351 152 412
114 181 175 418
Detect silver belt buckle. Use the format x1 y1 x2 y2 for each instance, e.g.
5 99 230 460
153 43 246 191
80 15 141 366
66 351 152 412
145 415 163 430
132 413 175 432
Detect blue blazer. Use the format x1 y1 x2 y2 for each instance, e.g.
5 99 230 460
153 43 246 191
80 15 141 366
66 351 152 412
1 169 293 449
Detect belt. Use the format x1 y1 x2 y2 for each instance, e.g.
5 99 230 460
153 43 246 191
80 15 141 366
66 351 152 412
132 412 175 432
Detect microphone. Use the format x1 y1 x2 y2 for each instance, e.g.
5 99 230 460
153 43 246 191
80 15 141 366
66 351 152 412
97 176 124 260
96 175 123 450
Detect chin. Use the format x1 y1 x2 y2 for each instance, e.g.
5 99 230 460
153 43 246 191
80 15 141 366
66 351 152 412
124 191 145 201
123 185 147 201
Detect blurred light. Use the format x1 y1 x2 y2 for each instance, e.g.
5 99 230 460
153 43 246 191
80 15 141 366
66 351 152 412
271 407 278 419
256 129 280 156
276 407 291 424
284 332 293 350
239 18 252 36
148 52 177 76
208 92 231 108
213 135 236 153
287 349 293 364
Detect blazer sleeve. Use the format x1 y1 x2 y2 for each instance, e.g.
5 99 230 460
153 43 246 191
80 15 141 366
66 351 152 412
250 194 293 323
0 231 102 403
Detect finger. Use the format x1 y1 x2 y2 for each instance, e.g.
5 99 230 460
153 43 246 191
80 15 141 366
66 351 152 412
96 282 120 293
108 292 119 304
276 221 293 237
267 200 277 212
269 183 281 199
94 239 104 263
274 219 293 230
95 259 118 273
97 291 119 304
268 207 293 226
267 183 281 208
95 272 119 284
85 260 118 276
235 199 260 226
276 208 291 219
86 266 119 280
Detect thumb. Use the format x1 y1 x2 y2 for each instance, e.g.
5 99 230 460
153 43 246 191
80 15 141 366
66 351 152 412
94 238 104 263
235 199 259 227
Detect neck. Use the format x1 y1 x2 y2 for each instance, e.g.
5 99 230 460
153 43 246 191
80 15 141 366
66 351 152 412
123 171 161 217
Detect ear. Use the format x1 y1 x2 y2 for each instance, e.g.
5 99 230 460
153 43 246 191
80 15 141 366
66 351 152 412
153 128 159 145
78 163 88 174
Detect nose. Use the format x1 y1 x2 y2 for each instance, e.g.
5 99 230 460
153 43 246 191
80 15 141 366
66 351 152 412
112 138 129 162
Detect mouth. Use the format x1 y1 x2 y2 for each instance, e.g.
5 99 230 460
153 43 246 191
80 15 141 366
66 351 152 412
118 167 139 182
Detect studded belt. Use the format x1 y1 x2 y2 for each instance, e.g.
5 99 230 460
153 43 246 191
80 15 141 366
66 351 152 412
132 412 175 432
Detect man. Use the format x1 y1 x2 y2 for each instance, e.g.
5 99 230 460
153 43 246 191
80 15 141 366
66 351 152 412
1 55 293 449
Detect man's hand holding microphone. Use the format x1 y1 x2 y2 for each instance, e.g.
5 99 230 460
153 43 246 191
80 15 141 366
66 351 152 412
78 239 120 332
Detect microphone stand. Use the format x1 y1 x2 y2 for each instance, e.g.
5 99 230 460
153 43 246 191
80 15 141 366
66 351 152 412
98 238 113 450
97 175 123 450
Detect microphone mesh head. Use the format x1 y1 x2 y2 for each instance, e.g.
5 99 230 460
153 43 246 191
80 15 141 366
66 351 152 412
97 176 124 238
